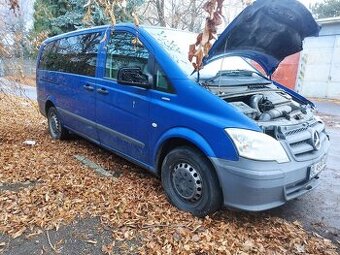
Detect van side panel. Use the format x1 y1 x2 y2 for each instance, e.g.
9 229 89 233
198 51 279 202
148 88 243 167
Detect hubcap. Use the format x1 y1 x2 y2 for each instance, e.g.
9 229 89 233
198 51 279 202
172 163 203 202
49 112 61 138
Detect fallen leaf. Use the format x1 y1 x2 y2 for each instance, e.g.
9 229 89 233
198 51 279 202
86 239 97 244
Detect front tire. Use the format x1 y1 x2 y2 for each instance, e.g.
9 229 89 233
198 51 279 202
47 107 69 140
161 146 222 217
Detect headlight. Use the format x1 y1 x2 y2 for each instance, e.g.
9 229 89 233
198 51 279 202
225 128 290 163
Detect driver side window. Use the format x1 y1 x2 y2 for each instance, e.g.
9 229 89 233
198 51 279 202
105 32 149 80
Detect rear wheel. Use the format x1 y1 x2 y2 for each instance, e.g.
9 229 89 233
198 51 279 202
161 146 222 217
47 107 69 140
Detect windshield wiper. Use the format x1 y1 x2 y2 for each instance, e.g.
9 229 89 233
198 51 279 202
234 69 269 80
205 69 270 85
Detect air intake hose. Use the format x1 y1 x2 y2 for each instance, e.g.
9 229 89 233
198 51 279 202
259 105 293 121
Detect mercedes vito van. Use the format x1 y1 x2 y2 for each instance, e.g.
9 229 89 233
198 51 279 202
37 0 329 216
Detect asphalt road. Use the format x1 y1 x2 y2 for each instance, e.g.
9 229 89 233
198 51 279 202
0 78 37 100
1 79 339 246
269 102 340 245
270 127 340 244
316 101 340 117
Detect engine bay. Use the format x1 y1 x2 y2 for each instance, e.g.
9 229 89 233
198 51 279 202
210 83 314 126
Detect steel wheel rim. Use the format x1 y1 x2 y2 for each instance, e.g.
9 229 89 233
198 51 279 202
49 112 61 138
172 162 203 202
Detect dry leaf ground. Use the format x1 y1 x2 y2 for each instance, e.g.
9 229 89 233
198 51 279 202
0 94 338 254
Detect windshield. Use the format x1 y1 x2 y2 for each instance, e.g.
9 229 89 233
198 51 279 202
144 26 196 76
144 26 267 84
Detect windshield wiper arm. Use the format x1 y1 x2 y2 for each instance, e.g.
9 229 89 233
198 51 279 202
231 69 269 80
205 69 270 84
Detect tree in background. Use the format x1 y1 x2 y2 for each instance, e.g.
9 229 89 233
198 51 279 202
30 0 144 55
1 1 36 83
33 0 84 37
139 0 207 32
1 0 33 65
139 0 251 33
312 0 340 18
7 0 19 13
32 0 144 40
1 0 20 57
83 0 144 26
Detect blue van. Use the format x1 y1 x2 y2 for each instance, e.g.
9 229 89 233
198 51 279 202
37 0 329 216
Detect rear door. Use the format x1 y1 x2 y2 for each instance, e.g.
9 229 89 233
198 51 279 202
95 30 151 164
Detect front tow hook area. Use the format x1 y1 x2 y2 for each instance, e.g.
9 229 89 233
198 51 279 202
284 177 320 201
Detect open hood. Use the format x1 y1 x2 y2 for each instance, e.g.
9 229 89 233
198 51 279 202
202 0 320 76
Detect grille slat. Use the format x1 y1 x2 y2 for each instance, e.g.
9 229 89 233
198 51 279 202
290 142 314 155
285 127 308 136
279 120 326 161
286 130 312 144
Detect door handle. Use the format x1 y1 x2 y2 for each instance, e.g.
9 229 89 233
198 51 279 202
83 84 94 91
97 88 109 95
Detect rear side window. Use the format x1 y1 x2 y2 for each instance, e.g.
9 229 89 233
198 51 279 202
39 32 102 76
39 42 58 71
105 32 149 80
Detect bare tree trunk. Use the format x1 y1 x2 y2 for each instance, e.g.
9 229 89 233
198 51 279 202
155 0 166 26
189 0 197 32
140 0 225 32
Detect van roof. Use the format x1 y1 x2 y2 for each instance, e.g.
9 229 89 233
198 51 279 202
43 23 135 44
41 23 196 46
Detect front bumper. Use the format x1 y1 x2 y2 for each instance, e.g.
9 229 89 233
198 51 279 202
210 138 330 211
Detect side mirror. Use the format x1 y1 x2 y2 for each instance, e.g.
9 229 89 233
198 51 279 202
117 67 152 89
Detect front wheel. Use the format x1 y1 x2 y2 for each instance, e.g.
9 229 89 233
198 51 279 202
47 107 69 140
161 146 222 217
